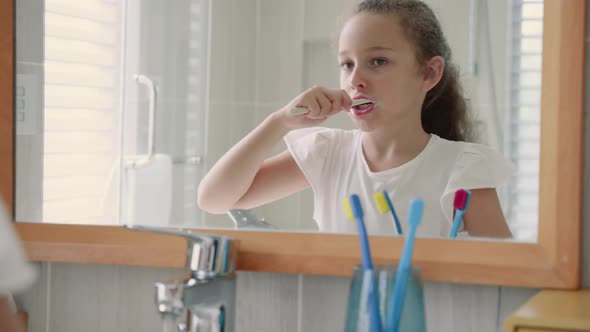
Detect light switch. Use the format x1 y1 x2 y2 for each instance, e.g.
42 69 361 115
16 99 25 110
15 74 38 135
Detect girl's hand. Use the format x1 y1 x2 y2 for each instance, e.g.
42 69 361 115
273 86 352 130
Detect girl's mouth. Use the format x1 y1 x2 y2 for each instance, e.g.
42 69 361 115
352 102 375 116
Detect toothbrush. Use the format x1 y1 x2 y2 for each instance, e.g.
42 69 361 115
385 198 424 332
373 191 403 235
343 195 383 332
290 98 373 115
448 189 472 238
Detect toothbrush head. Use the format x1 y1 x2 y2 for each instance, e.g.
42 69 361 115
453 189 472 212
351 98 373 108
349 194 364 219
373 192 390 214
343 198 354 221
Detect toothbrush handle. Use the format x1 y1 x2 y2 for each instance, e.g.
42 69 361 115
388 270 409 332
386 227 417 332
448 210 465 238
391 209 402 236
356 217 374 270
368 275 383 332
290 98 371 115
383 192 403 235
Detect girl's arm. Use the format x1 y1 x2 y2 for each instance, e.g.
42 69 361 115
197 87 351 214
197 113 293 214
233 149 310 210
463 188 513 238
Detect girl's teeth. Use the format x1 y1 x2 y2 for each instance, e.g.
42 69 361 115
354 103 373 111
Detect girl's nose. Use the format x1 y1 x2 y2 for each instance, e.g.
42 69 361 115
349 68 367 89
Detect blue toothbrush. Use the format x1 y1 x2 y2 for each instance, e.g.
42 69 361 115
448 189 472 238
386 198 424 332
373 191 403 235
344 195 383 332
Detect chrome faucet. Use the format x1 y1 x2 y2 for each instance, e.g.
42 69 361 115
227 209 276 230
128 225 239 332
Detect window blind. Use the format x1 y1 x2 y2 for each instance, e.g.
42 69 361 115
507 0 543 241
179 0 208 225
43 0 123 223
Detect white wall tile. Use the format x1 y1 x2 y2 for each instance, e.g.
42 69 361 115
255 0 305 104
111 265 186 331
295 189 317 231
301 40 339 90
253 193 302 231
14 263 49 332
228 103 257 144
235 272 299 332
16 0 44 63
47 263 183 332
209 0 257 104
422 282 500 332
303 0 356 41
15 62 44 223
227 0 257 103
300 274 350 332
203 102 235 169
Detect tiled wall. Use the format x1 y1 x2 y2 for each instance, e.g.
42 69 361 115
14 263 541 331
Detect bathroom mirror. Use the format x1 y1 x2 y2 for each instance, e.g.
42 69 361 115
2 0 584 289
12 0 543 242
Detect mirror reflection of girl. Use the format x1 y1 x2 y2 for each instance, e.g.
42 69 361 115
198 0 513 238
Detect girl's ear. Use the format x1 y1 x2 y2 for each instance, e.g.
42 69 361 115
421 55 445 92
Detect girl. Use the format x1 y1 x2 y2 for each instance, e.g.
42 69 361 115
198 0 513 238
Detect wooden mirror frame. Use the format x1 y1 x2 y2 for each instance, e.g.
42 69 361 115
1 0 585 288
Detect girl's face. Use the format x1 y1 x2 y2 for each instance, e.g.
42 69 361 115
338 13 442 131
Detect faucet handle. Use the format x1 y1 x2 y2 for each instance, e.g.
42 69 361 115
188 304 225 332
127 225 239 279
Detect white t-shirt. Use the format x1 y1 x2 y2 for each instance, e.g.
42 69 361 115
0 200 36 294
284 127 513 237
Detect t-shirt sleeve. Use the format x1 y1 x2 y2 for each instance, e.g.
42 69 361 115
284 127 333 192
0 201 37 294
439 143 515 232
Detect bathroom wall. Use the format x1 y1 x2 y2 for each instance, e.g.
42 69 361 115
13 1 587 332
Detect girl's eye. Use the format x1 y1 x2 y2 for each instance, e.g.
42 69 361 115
340 61 354 70
371 58 388 66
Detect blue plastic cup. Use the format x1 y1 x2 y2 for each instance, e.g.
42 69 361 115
345 264 426 332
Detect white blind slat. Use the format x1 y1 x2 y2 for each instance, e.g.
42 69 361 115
44 154 112 177
45 62 115 88
45 0 118 23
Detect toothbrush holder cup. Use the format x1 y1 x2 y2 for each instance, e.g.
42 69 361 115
345 264 427 332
